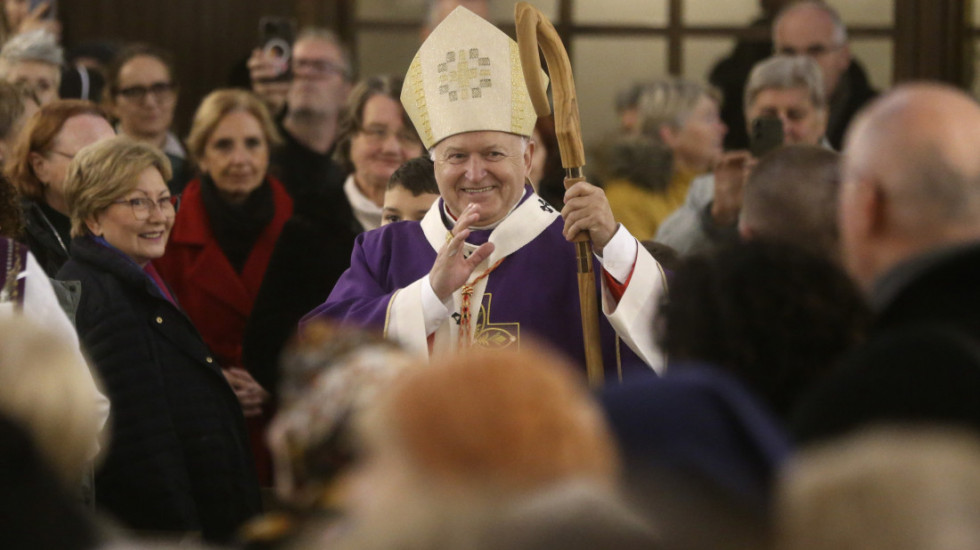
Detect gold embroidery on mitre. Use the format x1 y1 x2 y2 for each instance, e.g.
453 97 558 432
438 48 491 103
401 6 549 149
509 41 531 136
406 54 433 146
473 293 520 349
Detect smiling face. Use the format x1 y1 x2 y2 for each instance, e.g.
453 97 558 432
432 131 532 226
111 55 177 142
350 94 423 197
197 110 269 204
86 167 173 266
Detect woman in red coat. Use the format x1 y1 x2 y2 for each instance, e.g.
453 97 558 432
155 89 293 484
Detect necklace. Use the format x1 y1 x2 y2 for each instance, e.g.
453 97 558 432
35 204 69 255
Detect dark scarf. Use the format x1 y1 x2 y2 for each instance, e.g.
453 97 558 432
199 174 274 273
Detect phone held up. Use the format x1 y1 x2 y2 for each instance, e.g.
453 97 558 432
749 116 784 158
258 16 297 82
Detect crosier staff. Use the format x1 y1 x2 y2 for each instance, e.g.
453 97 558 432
515 2 604 387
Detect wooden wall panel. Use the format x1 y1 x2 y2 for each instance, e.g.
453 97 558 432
60 0 301 135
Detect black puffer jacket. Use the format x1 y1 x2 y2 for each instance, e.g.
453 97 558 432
57 236 261 542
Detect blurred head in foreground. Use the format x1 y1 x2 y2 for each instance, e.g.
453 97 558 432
777 426 980 550
267 321 417 510
338 345 619 549
0 317 104 485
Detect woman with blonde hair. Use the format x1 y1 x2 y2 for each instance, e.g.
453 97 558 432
155 88 292 485
58 135 261 542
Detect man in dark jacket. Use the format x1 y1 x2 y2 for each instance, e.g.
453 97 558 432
792 84 980 444
772 0 877 150
711 0 877 151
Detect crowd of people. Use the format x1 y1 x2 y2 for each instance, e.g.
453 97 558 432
1 0 980 549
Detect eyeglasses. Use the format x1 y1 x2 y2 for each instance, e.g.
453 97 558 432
111 195 179 221
776 43 844 58
358 125 420 147
294 58 350 79
115 82 177 102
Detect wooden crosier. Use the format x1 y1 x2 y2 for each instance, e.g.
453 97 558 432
516 2 605 387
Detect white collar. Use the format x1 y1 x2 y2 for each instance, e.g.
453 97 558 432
343 175 382 231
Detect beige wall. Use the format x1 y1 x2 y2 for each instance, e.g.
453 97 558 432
355 0 895 151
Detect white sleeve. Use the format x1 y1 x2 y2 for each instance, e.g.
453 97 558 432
385 275 452 357
598 229 667 374
596 224 637 284
22 252 110 453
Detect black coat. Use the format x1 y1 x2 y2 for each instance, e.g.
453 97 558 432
242 184 358 391
57 236 261 542
21 198 71 277
824 61 878 151
792 244 980 443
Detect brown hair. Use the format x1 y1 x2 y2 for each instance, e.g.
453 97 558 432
63 135 172 237
186 89 282 167
6 99 108 201
103 43 179 104
334 75 417 173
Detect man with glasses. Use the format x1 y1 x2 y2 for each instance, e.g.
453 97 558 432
250 28 352 202
772 0 876 150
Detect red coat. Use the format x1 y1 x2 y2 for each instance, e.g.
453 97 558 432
155 177 294 369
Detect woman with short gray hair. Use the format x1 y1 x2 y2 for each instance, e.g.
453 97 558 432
604 77 727 240
0 29 61 105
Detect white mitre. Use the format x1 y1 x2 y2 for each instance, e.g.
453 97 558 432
401 6 549 149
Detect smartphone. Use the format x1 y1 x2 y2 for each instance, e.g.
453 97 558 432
749 116 784 158
28 0 57 20
258 16 296 82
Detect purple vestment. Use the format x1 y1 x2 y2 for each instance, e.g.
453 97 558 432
306 193 651 379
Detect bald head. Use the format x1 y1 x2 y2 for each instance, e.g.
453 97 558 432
846 84 980 225
839 83 980 289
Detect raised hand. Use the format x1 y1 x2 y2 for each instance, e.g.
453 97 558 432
429 203 496 301
247 48 290 114
711 151 755 226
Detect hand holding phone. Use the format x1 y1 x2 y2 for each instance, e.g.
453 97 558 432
258 16 296 82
